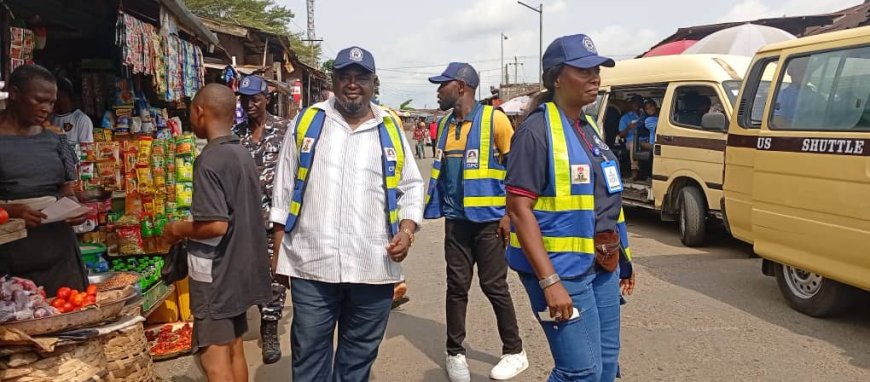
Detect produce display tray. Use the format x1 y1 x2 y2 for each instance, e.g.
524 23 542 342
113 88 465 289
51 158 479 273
0 218 26 245
145 321 192 361
1 289 136 337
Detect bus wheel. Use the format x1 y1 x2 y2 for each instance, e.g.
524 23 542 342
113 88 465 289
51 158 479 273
679 187 706 247
774 263 856 317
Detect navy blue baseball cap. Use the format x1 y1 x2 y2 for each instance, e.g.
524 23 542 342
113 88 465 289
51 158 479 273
428 62 480 88
238 75 268 96
543 34 615 72
334 46 376 73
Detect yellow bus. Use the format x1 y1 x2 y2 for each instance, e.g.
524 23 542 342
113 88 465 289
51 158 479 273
723 26 870 316
588 54 749 246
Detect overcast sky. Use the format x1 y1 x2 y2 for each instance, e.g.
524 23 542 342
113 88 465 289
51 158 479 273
275 0 861 108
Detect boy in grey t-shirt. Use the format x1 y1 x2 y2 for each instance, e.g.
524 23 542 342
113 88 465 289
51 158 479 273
163 84 271 381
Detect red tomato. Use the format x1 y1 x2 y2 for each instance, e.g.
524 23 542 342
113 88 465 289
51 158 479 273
84 295 96 306
71 293 85 307
51 298 66 309
56 287 71 300
62 302 74 313
0 207 8 225
86 285 97 296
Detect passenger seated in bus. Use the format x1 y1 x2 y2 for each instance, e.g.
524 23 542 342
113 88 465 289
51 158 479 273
676 92 712 126
638 98 659 151
773 58 825 129
618 95 644 179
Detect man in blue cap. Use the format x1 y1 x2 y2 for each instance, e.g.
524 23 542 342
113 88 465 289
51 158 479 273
425 63 527 382
232 74 291 364
270 46 424 381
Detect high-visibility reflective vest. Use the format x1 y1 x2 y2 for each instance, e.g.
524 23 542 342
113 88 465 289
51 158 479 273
283 106 406 236
423 104 506 222
506 102 632 277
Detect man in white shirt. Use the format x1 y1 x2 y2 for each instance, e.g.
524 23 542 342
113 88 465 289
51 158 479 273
52 78 93 145
270 46 424 381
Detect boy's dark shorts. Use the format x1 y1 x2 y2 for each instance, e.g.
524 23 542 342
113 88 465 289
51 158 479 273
191 312 248 353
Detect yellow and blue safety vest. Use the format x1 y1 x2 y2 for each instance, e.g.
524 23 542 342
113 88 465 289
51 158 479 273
283 106 406 237
423 105 506 222
506 102 632 277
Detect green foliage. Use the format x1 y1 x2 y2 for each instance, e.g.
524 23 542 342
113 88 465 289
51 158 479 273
399 99 414 110
184 0 321 65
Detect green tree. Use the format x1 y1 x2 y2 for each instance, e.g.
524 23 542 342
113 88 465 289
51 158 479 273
184 0 321 65
399 99 414 110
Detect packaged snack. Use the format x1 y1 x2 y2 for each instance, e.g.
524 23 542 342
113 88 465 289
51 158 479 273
175 133 195 156
165 185 176 202
80 142 96 162
117 225 144 255
115 107 133 132
122 144 138 175
154 195 166 216
137 167 153 195
152 139 166 157
131 116 142 134
94 128 113 142
96 160 118 189
175 156 193 182
79 162 95 182
96 142 119 162
136 136 153 167
101 110 115 129
168 117 183 137
176 182 193 208
153 165 166 189
142 194 155 217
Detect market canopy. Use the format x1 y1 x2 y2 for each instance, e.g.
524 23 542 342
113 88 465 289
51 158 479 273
643 40 697 57
499 95 530 116
682 24 796 57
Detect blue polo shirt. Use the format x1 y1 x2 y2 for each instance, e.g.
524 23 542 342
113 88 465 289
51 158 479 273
618 111 639 142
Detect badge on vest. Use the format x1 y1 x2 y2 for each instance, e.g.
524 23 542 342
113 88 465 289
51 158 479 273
384 147 398 161
601 160 623 193
571 164 591 184
593 135 610 151
301 137 314 153
435 149 443 161
466 149 479 166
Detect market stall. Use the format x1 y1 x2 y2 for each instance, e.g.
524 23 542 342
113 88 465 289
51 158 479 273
0 0 215 375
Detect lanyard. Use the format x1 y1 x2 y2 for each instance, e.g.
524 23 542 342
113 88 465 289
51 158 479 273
574 119 601 157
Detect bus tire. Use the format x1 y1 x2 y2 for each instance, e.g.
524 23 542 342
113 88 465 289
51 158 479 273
679 186 706 247
774 262 856 317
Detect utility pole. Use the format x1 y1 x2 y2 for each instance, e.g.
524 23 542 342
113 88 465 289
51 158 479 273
504 64 509 84
507 57 523 86
500 32 508 86
517 1 543 89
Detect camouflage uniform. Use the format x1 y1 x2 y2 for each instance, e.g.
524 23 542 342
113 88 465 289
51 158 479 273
233 114 290 321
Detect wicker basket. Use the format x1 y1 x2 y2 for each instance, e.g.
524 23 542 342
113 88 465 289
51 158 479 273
100 323 155 382
0 339 106 382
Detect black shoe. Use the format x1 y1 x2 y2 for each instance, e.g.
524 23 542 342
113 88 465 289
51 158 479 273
261 320 281 364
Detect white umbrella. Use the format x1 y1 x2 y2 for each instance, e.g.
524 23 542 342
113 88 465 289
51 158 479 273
683 24 796 57
499 95 530 116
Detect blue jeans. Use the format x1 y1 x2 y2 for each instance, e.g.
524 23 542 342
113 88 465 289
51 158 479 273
519 268 621 382
290 278 394 382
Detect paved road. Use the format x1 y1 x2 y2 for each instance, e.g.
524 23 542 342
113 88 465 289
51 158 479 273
155 156 870 381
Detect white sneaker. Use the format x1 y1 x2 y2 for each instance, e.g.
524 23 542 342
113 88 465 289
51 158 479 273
489 350 529 380
446 353 471 382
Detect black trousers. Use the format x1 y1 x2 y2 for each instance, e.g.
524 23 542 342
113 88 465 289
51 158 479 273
444 219 523 356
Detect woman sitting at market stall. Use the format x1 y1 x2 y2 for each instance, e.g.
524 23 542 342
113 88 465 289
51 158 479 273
0 64 89 295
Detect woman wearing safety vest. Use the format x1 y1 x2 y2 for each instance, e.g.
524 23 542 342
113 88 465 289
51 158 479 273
505 34 636 382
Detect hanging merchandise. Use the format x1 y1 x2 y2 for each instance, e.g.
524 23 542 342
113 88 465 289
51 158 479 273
9 27 35 71
116 12 159 76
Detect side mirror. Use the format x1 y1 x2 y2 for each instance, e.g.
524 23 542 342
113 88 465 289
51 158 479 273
701 112 728 132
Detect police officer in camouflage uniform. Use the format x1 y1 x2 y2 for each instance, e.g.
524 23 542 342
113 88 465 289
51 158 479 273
232 75 290 364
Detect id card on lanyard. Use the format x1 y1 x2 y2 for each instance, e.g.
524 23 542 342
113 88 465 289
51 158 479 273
575 120 623 194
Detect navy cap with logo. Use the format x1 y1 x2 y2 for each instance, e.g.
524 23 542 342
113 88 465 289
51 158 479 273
543 34 615 72
237 75 268 96
428 62 480 88
334 46 376 73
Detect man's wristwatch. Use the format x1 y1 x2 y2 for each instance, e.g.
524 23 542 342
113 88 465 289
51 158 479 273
539 274 561 289
400 227 415 244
